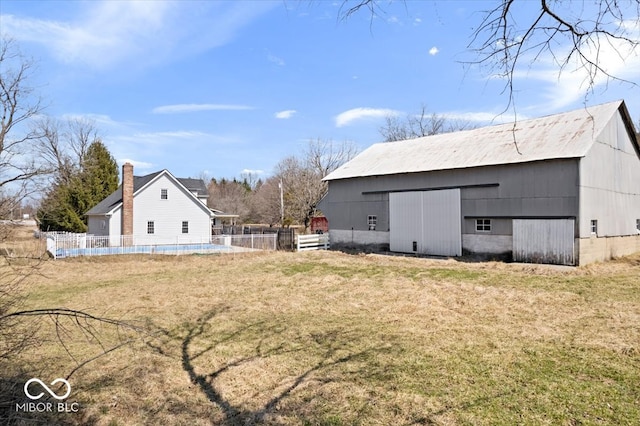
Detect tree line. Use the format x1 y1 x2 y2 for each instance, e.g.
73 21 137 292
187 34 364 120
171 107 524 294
207 138 358 229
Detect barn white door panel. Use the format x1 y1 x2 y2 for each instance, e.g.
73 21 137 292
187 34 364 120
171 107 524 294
513 219 575 265
390 189 461 256
389 192 423 253
421 189 462 256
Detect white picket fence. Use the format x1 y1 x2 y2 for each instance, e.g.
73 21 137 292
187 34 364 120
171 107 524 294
296 234 330 251
45 232 277 259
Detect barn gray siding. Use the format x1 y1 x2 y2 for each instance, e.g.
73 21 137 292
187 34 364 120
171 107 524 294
321 103 640 264
579 112 640 238
322 159 580 234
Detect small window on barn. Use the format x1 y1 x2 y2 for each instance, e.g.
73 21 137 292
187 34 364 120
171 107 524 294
367 215 377 231
590 220 598 235
182 221 189 234
161 189 168 200
636 219 640 233
147 221 155 234
476 219 491 232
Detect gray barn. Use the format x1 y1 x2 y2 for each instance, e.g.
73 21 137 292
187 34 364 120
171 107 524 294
319 100 640 265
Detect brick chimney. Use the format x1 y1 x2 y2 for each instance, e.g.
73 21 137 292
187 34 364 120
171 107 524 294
121 163 134 237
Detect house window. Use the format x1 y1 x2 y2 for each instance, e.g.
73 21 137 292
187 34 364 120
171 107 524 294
182 221 189 234
147 221 155 234
590 220 598 235
161 189 168 200
101 220 106 230
367 215 377 231
476 219 491 232
636 219 640 232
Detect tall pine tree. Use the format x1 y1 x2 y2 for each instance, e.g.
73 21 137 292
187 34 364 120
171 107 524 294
38 140 118 232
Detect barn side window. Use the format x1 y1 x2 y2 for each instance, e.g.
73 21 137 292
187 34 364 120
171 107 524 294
590 220 598 235
147 221 155 234
182 221 189 234
161 189 168 200
636 219 640 232
476 219 491 232
367 215 377 231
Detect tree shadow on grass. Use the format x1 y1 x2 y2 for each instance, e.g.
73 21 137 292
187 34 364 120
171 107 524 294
146 307 513 425
175 307 384 425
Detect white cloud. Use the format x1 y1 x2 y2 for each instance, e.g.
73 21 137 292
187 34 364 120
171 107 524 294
275 110 297 119
0 1 279 70
152 104 254 114
414 18 422 26
134 131 209 139
335 107 400 127
60 113 133 128
241 169 264 175
267 52 285 66
429 46 439 56
118 159 154 169
111 130 238 151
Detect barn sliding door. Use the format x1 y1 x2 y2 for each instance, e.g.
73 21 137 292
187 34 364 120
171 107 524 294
512 219 575 265
389 189 461 256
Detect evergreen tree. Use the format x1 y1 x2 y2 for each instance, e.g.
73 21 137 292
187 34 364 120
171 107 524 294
37 140 118 232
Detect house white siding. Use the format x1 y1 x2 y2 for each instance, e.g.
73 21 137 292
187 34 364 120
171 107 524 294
131 174 211 244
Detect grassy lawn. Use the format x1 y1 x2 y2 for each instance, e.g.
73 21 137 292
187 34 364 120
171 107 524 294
3 237 640 425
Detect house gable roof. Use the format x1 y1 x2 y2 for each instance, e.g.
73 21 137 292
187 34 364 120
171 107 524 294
86 170 211 216
324 100 636 181
178 177 208 198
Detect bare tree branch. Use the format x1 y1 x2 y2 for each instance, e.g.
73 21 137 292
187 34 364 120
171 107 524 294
380 105 476 142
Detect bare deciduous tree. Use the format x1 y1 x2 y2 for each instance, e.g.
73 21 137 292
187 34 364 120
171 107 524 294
0 37 44 204
34 116 99 185
341 1 640 103
275 139 358 229
472 0 639 100
380 105 476 142
207 178 252 223
252 177 282 226
0 40 143 422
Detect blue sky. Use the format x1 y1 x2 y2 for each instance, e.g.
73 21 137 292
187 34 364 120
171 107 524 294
2 0 639 181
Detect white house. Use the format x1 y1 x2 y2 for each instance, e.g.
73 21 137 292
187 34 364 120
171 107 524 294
86 163 214 245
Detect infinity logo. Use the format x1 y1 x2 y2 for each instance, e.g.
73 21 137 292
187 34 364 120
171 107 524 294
24 378 71 400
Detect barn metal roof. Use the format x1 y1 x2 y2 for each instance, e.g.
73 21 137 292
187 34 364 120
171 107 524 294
324 100 629 181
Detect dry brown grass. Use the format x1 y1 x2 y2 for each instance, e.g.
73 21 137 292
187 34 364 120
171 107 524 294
4 248 640 425
0 225 44 257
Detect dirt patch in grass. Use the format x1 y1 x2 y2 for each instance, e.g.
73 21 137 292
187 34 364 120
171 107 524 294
2 250 639 425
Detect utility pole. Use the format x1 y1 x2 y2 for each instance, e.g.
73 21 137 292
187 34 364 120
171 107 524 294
279 179 284 227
